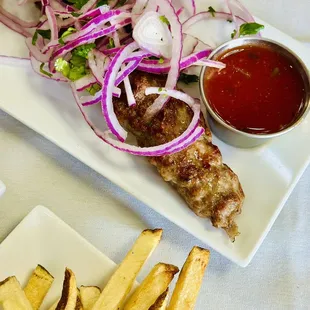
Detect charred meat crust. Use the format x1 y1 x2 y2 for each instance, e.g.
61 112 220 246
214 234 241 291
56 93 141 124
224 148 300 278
113 72 244 240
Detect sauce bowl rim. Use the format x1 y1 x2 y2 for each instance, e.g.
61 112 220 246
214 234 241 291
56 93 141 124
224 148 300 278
199 37 310 139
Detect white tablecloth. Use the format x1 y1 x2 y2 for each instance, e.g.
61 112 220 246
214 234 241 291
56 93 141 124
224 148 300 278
0 1 310 309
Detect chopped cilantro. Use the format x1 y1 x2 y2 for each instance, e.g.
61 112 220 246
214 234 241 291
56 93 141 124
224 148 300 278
231 29 237 39
59 27 76 45
55 54 88 81
70 54 86 66
107 37 115 49
86 83 101 95
32 31 38 45
158 87 163 92
115 0 127 7
71 12 82 17
96 0 108 7
68 65 88 81
32 29 51 45
178 73 199 85
159 15 169 26
239 22 264 36
72 43 96 59
208 6 216 17
66 0 88 10
55 58 71 77
40 63 53 77
158 57 165 64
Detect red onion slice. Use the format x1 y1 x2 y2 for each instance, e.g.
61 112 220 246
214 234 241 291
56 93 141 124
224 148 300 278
0 12 32 37
26 37 52 62
190 0 196 16
88 51 121 96
123 75 136 106
51 18 131 59
79 0 97 14
0 6 39 28
80 91 102 106
182 11 246 33
74 74 97 91
81 10 126 32
30 56 68 82
45 6 58 41
115 59 141 86
101 41 139 142
133 11 173 58
144 0 182 119
78 5 110 20
101 126 204 156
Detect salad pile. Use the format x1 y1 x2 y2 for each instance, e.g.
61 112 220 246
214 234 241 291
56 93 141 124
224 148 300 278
0 0 263 156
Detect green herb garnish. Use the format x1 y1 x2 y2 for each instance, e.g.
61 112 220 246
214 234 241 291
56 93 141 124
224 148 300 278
115 0 127 7
158 57 165 64
86 83 101 95
107 38 115 49
59 27 76 45
32 29 51 45
72 43 96 59
239 22 264 36
96 0 108 7
55 56 88 81
208 6 216 17
71 12 82 17
231 29 237 39
40 63 53 77
55 58 71 77
67 0 88 10
32 31 38 45
159 15 169 25
178 73 199 85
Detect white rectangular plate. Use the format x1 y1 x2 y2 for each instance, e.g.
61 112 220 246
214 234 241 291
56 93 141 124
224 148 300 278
0 206 118 309
0 3 309 266
0 180 5 197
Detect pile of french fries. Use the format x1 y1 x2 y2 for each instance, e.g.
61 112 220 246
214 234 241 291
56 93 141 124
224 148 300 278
0 229 210 310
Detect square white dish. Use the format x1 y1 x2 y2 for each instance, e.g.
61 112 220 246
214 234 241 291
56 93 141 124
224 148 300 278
0 3 309 266
0 205 118 309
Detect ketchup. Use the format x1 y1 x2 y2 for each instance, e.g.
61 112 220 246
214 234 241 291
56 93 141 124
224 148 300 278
204 44 306 134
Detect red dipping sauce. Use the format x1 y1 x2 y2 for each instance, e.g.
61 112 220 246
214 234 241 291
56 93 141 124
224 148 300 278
204 44 306 134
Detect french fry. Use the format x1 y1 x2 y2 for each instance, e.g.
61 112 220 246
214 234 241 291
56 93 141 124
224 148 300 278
48 300 58 310
124 263 178 310
55 268 78 310
24 264 54 310
75 291 83 310
0 276 33 310
92 229 163 310
167 247 210 310
149 289 169 310
80 286 100 310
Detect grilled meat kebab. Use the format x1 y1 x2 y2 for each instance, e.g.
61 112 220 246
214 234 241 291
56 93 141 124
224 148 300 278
113 72 245 240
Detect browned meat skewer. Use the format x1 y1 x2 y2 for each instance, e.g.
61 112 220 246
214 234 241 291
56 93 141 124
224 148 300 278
113 71 245 240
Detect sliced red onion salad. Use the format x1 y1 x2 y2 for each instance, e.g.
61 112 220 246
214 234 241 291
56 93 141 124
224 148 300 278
0 0 262 157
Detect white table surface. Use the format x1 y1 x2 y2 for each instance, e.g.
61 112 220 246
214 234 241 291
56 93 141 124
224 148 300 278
1 1 310 309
